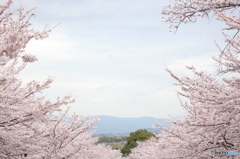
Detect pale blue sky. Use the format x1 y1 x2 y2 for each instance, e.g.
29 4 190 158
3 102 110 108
7 0 226 118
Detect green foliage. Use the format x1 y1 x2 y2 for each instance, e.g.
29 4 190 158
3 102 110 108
121 129 155 157
96 136 127 144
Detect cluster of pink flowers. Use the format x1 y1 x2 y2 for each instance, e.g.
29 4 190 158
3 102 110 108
0 1 122 158
128 0 240 158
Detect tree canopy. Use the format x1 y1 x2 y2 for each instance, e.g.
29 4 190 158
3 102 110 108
121 129 155 157
0 1 122 158
128 0 240 158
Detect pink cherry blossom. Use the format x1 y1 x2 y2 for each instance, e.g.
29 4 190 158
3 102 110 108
0 1 122 158
128 0 240 158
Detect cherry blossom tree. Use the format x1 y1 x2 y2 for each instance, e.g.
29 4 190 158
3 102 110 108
0 1 122 158
128 0 240 158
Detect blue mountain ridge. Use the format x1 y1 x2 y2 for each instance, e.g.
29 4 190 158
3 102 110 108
60 115 185 135
91 115 167 134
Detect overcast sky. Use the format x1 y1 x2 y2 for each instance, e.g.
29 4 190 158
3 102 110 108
7 0 227 118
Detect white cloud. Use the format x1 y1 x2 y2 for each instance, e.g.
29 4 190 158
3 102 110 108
15 0 227 118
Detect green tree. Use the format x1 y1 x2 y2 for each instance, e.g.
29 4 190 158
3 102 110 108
121 129 155 157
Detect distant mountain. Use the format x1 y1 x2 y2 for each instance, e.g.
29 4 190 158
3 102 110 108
91 115 166 134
